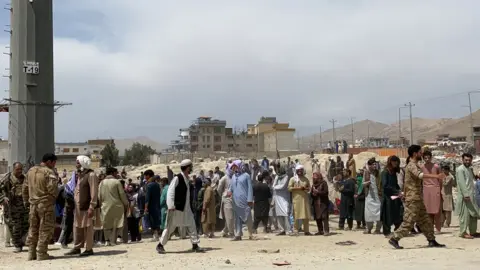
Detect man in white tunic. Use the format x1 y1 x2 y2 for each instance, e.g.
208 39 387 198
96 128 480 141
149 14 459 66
273 164 291 235
217 163 234 238
156 159 203 254
364 158 382 234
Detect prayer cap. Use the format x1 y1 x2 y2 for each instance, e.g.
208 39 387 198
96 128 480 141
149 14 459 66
180 159 192 166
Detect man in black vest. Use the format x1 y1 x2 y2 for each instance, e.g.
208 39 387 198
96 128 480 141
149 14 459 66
156 159 203 254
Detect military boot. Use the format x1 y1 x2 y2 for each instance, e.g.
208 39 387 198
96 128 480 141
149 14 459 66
37 252 53 261
27 247 37 261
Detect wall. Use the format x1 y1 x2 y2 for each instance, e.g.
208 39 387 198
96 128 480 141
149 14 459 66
263 130 297 152
475 138 480 154
0 141 8 161
346 147 408 158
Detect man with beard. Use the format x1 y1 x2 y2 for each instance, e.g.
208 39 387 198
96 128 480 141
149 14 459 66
65 155 99 257
288 165 311 235
311 172 329 235
388 145 445 249
156 159 203 254
228 160 254 241
455 153 480 239
422 150 442 234
23 154 58 261
0 162 28 253
252 171 272 234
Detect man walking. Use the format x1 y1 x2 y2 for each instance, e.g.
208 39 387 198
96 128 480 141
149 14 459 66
388 145 446 249
0 162 28 253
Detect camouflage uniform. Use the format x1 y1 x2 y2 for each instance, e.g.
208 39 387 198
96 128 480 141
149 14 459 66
0 173 29 249
23 165 58 261
392 161 435 241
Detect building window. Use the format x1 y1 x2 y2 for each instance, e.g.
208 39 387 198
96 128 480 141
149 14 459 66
63 148 70 153
246 144 253 147
214 145 222 151
207 128 211 133
191 145 198 151
202 136 205 142
191 136 198 142
207 136 210 142
228 144 234 147
214 127 222 133
214 136 222 142
207 145 210 148
72 148 79 153
93 150 99 154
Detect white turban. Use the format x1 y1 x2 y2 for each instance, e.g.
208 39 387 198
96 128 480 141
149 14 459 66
76 155 91 170
295 164 304 171
180 159 192 167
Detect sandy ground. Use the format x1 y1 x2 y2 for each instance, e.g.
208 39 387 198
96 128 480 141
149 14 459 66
0 217 479 270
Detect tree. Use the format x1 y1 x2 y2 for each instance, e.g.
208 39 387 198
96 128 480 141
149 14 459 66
123 142 156 166
100 142 120 167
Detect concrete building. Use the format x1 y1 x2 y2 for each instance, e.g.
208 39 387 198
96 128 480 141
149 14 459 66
263 124 297 152
473 126 480 154
360 137 390 148
55 139 114 161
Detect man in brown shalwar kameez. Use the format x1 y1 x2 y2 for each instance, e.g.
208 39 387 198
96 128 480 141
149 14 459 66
311 172 330 235
441 165 455 228
65 155 99 257
201 178 216 238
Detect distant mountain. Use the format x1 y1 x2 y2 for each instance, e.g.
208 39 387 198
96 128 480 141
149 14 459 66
114 136 166 155
300 109 480 148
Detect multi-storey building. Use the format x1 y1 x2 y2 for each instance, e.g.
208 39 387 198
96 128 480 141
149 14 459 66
473 126 480 154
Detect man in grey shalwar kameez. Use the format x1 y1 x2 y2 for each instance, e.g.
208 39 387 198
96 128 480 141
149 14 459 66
217 164 234 238
272 164 291 235
228 160 254 241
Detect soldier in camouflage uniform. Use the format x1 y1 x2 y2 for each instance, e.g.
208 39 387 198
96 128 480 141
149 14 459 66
0 162 29 252
22 153 58 261
388 145 446 249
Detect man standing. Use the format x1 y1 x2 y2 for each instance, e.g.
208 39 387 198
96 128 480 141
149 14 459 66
99 167 128 245
23 154 58 261
201 178 216 238
217 164 234 238
388 145 445 249
228 160 255 241
422 151 442 234
364 159 382 234
441 165 455 228
65 155 99 257
144 170 162 241
311 172 329 235
252 171 272 234
261 156 270 172
455 153 480 239
288 165 311 235
273 164 292 235
156 159 202 254
0 162 28 253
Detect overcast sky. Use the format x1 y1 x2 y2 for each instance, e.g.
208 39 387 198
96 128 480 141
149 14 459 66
0 0 479 143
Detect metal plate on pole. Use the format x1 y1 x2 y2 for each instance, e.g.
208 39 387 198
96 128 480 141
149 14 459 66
22 61 39 74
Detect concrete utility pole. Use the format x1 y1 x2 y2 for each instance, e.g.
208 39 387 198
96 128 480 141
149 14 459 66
329 119 337 142
350 117 355 148
467 91 480 143
404 102 415 145
7 0 71 167
398 106 408 146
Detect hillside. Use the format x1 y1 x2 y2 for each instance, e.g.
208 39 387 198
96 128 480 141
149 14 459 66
301 109 480 148
115 136 166 155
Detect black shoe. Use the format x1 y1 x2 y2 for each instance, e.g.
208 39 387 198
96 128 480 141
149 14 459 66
79 249 94 257
428 240 446 248
275 232 286 236
388 238 404 249
64 249 81 256
230 236 242 241
156 243 166 254
192 244 204 253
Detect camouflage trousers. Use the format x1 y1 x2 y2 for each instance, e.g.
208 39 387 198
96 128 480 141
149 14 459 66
393 201 435 241
27 203 55 256
4 198 29 248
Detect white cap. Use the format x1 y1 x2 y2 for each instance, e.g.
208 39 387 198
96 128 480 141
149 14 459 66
180 159 192 166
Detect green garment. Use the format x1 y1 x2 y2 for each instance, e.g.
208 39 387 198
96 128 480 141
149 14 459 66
356 175 364 195
455 165 480 236
160 184 169 230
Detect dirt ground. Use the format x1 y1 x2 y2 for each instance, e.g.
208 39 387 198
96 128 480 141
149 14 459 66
0 217 479 270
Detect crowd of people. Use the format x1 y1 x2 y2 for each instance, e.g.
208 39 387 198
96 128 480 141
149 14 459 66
0 145 480 260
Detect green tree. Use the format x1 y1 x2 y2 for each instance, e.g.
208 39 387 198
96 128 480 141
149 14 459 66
123 142 156 166
100 142 120 167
